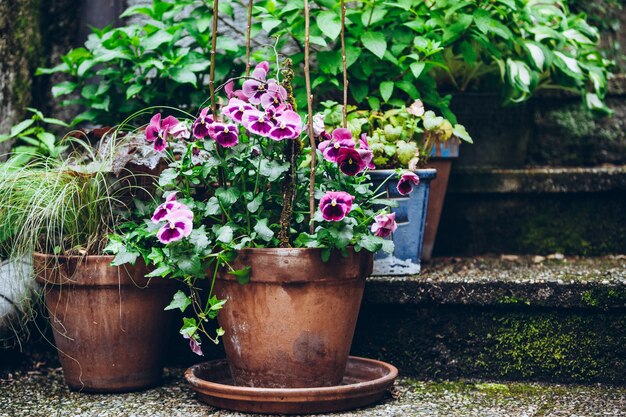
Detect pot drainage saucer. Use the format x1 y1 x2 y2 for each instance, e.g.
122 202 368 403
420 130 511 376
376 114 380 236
185 356 398 414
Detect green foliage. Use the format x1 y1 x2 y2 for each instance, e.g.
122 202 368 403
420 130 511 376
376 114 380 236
252 0 612 117
36 0 612 130
37 0 246 125
0 108 69 167
0 137 136 258
321 100 472 169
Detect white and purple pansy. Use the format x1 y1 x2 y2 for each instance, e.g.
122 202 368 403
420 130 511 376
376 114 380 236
242 109 275 137
221 98 254 123
268 110 302 141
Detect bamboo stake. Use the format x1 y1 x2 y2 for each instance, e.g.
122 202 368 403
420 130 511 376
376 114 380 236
245 0 253 76
304 0 316 233
209 0 219 118
340 0 348 128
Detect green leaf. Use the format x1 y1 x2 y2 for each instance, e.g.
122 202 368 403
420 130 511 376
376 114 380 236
189 227 210 250
228 266 251 285
215 188 240 207
158 168 179 187
165 290 192 312
215 225 234 244
361 32 387 59
180 317 198 337
178 257 203 275
216 36 239 52
453 124 473 144
246 193 263 213
205 196 221 216
262 18 281 34
111 249 139 266
9 119 35 137
146 265 172 277
380 81 394 102
259 160 290 182
317 10 342 40
254 218 274 242
126 83 142 100
142 30 174 50
170 68 197 87
321 248 331 262
473 10 512 39
410 62 426 79
51 81 77 98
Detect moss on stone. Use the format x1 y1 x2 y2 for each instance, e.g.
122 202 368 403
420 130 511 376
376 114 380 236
353 304 626 383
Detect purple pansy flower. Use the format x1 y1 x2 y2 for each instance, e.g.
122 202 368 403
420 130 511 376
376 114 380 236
151 192 187 223
336 147 366 176
209 123 239 147
222 98 254 123
183 333 203 356
320 139 355 162
192 107 214 139
156 211 193 244
371 212 398 238
331 127 353 141
260 81 288 110
242 79 267 105
268 110 302 140
253 61 270 76
319 191 354 222
397 172 420 195
242 109 275 137
146 113 179 152
358 134 375 169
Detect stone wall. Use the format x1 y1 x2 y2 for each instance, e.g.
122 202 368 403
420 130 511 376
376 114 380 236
0 0 42 155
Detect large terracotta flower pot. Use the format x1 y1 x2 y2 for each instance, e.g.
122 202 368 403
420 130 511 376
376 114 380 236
369 169 437 275
214 248 372 388
34 253 175 392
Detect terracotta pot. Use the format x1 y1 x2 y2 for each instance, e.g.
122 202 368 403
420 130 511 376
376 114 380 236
214 248 372 388
422 138 460 262
34 253 175 392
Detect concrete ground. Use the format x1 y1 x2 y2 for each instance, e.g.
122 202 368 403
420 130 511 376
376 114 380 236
2 365 626 417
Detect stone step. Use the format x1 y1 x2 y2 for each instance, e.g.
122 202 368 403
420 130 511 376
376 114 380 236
353 255 626 384
2 365 625 417
434 165 626 256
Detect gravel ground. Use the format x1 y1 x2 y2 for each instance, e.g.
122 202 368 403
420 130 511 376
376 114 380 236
2 366 626 417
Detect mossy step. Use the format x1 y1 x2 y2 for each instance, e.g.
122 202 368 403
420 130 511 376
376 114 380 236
354 256 626 384
448 165 626 194
3 365 626 416
436 173 626 255
365 256 626 309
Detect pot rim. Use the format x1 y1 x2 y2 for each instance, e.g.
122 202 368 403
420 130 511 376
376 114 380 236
370 168 437 180
33 252 115 261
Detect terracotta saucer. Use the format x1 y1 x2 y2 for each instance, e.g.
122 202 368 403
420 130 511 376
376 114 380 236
185 356 398 414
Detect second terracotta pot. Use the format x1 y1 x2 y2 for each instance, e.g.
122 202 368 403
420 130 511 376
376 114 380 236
34 253 175 392
215 248 372 388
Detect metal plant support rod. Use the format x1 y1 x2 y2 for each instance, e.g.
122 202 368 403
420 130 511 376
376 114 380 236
304 0 317 233
340 0 348 128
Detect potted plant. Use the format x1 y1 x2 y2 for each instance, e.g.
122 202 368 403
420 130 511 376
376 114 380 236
111 55 411 388
319 100 472 274
0 138 175 392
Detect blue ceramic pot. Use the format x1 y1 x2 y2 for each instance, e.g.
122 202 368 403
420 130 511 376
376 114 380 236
369 169 437 276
